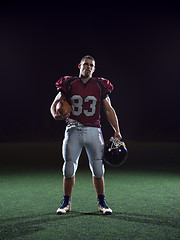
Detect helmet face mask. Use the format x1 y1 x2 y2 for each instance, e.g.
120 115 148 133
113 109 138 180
104 137 128 167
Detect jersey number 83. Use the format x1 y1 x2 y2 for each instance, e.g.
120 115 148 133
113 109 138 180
71 95 97 117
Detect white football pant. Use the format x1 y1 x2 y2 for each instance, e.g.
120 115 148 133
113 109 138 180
62 125 105 178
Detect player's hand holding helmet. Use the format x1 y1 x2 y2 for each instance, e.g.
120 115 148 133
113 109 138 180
104 137 128 167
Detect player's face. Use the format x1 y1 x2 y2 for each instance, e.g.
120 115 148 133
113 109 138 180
78 59 95 78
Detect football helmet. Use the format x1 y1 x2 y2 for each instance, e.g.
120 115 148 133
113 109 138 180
104 137 128 167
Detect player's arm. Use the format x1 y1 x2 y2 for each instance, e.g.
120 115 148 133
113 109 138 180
50 92 68 120
102 96 122 140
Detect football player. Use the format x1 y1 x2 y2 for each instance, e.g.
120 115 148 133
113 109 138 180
50 55 122 215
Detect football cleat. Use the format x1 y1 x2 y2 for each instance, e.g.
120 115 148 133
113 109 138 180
56 195 71 215
104 137 128 167
98 195 112 215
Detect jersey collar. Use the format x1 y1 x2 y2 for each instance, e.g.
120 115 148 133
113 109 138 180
79 77 92 87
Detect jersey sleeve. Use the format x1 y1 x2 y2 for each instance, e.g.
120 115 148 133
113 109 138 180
55 76 74 94
99 78 114 99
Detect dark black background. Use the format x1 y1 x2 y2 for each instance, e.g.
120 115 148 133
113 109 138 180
1 2 180 143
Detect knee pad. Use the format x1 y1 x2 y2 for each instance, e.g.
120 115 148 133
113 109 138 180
62 161 78 178
89 160 105 178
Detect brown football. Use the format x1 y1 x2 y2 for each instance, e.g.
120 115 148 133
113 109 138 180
56 100 72 116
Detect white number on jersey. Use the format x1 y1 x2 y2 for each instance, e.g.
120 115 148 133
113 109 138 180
71 95 97 116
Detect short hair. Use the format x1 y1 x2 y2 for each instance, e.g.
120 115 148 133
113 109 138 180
80 55 95 64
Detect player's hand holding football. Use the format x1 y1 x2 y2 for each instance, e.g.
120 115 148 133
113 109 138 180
54 99 72 121
54 110 70 121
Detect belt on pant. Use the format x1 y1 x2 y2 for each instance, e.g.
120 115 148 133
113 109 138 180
66 119 84 127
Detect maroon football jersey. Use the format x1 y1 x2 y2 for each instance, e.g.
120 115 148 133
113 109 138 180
56 76 114 127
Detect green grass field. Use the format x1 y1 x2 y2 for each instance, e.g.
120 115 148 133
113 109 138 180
0 166 180 240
